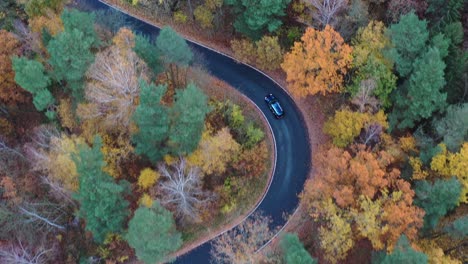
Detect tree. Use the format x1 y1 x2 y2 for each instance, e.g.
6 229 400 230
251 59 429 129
188 127 240 175
194 4 214 29
351 21 392 69
211 213 274 264
418 239 462 264
372 235 428 264
280 233 317 264
138 168 160 190
0 30 28 105
433 104 468 152
25 0 66 18
168 83 209 155
73 136 129 243
323 110 388 148
47 28 94 99
385 12 429 77
12 57 53 112
255 36 283 71
225 0 290 40
387 0 427 23
301 146 424 259
29 12 63 36
230 38 256 64
83 28 146 133
281 26 352 97
350 79 381 113
132 80 170 163
158 157 212 221
414 178 461 232
389 47 447 130
306 0 348 27
233 141 268 177
134 34 162 75
61 9 99 48
156 26 193 88
125 203 182 264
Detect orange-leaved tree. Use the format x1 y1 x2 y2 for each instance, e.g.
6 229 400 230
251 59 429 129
0 30 29 105
301 145 424 262
281 25 352 97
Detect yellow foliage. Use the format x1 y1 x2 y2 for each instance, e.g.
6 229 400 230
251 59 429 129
231 38 256 64
57 98 77 130
319 210 354 264
324 110 367 148
351 196 387 250
400 136 417 153
164 154 177 165
431 144 451 177
187 127 240 175
352 20 392 69
194 5 214 29
138 168 159 190
29 11 63 36
100 134 134 179
255 36 283 71
174 11 188 24
410 157 429 180
48 134 85 191
112 27 135 50
139 193 153 208
370 110 389 129
418 239 462 264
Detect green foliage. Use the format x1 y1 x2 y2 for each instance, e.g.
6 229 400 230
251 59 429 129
12 57 54 111
444 216 468 239
244 123 265 149
225 0 291 40
169 83 209 155
125 203 182 264
280 233 317 264
433 103 468 152
228 103 245 130
73 136 129 243
132 80 169 163
25 0 64 18
156 26 193 67
372 235 428 264
348 56 397 108
134 34 162 75
47 28 95 99
389 47 447 130
61 9 100 48
414 177 461 232
425 0 464 28
386 12 429 77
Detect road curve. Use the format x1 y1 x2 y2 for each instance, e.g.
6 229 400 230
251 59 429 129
80 1 311 262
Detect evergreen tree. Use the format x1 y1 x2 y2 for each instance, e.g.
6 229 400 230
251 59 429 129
125 202 182 264
134 34 162 75
433 103 468 152
47 28 95 99
73 136 129 243
414 177 461 232
389 47 447 130
225 0 290 40
169 83 209 155
132 80 170 163
372 235 428 264
156 26 192 67
61 8 100 48
280 233 317 264
12 57 54 111
386 12 429 77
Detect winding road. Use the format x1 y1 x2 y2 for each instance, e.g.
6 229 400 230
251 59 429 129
80 1 311 262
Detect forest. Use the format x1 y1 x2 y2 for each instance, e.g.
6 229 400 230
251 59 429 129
0 0 467 263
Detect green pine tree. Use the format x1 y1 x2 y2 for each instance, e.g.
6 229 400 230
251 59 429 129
61 9 100 48
134 34 162 75
280 233 317 264
372 235 428 264
73 136 129 243
125 202 182 264
132 80 170 163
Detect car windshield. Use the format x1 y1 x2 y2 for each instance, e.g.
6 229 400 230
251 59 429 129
271 102 283 114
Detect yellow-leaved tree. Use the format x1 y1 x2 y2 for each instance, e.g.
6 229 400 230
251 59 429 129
138 168 160 190
281 25 352 97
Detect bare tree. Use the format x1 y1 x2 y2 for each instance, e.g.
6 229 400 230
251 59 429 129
158 157 212 222
84 41 147 133
351 78 380 113
359 123 383 146
18 202 68 231
0 240 53 264
211 213 275 264
0 137 27 178
306 0 348 27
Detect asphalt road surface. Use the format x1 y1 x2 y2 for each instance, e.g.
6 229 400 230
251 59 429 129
80 1 311 262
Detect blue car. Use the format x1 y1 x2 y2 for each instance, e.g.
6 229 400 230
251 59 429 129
264 94 284 119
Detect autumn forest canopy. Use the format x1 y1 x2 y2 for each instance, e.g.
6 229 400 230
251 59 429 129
0 0 467 263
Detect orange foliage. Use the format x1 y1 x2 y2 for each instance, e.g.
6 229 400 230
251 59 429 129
233 141 269 177
0 176 20 204
301 145 424 255
112 27 135 50
29 11 63 36
0 30 28 105
281 25 352 97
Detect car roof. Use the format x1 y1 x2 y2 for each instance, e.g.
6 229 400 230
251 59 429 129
271 101 283 115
